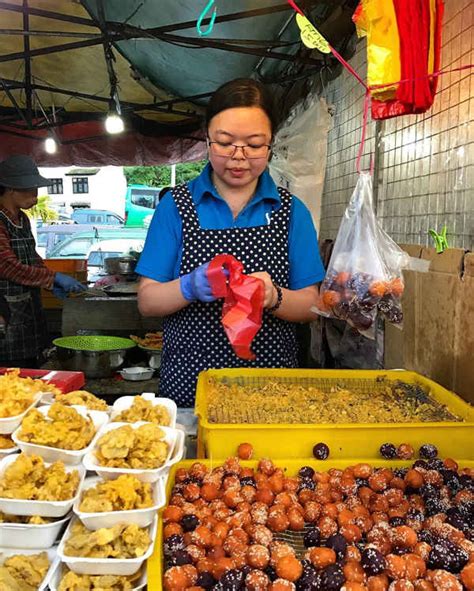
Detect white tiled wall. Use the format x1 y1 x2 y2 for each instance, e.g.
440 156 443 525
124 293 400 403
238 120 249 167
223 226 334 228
319 0 473 249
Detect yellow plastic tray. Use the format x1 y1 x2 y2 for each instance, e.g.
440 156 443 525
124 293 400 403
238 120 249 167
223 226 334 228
148 457 474 590
195 369 474 460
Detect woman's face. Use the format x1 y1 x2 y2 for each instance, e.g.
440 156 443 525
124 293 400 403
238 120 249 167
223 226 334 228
4 187 38 210
207 106 272 190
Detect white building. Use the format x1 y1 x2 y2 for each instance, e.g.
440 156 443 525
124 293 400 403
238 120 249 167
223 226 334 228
38 166 127 217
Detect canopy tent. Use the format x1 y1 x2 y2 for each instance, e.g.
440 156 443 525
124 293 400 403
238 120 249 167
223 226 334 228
0 0 357 165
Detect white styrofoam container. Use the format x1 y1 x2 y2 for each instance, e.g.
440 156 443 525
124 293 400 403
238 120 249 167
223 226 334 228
0 453 86 518
0 512 71 549
12 405 109 465
57 515 157 576
110 393 177 428
83 422 185 483
0 443 19 456
0 392 42 435
73 476 165 530
48 559 147 591
0 545 59 591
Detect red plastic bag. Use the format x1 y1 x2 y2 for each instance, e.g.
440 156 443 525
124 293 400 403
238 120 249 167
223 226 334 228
207 254 265 360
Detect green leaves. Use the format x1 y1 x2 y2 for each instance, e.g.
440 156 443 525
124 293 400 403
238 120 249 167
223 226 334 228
25 194 58 222
124 161 206 187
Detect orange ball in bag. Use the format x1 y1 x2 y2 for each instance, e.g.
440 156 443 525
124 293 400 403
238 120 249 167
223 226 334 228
388 277 404 297
322 290 342 308
369 281 388 297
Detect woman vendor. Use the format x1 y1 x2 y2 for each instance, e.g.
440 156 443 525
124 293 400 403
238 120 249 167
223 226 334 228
137 78 325 406
0 155 85 368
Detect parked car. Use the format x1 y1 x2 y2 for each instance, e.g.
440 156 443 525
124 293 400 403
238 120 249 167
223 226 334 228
71 208 124 225
36 213 74 228
124 185 161 228
36 223 110 258
47 228 148 260
86 238 145 282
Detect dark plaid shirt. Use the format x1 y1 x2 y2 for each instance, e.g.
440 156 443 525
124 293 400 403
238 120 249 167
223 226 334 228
0 206 55 289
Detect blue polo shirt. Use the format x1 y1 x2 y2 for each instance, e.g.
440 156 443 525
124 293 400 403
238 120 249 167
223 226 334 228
136 164 325 289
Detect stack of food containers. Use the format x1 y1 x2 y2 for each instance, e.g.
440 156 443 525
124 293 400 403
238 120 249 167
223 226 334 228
0 375 90 590
0 381 184 590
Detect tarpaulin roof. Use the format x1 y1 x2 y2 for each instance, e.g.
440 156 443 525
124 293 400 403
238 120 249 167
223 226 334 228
0 0 357 165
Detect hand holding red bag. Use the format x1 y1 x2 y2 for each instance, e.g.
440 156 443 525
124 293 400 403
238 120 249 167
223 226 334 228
207 254 265 360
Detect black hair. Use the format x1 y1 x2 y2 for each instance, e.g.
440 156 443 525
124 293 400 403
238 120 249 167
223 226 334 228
0 185 6 197
205 78 277 134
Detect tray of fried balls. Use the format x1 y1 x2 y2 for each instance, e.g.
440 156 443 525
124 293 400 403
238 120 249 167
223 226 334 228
158 444 474 591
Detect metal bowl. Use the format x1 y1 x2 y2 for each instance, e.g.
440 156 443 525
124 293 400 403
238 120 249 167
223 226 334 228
120 367 155 381
138 346 162 370
103 256 137 276
53 336 136 379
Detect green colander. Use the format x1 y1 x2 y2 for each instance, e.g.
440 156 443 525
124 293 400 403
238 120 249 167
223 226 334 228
53 335 136 352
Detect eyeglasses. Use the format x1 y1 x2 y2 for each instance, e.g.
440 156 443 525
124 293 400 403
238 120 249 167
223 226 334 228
207 138 272 159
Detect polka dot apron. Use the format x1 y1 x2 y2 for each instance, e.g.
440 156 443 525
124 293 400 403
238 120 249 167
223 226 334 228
160 183 298 407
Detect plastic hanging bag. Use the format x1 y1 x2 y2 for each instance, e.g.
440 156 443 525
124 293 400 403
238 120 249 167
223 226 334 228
207 254 265 360
313 173 409 336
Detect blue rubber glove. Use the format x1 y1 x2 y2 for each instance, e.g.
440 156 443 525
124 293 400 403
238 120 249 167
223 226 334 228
180 262 216 303
52 285 68 300
54 272 86 294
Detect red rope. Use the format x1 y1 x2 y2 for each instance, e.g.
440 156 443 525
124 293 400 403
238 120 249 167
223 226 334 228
330 45 369 90
286 0 304 16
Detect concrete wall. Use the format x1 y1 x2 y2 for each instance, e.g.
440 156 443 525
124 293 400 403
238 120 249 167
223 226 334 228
319 0 473 249
38 166 127 217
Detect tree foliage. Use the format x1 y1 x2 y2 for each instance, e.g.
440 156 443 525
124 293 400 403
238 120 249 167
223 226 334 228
124 161 207 188
25 195 58 222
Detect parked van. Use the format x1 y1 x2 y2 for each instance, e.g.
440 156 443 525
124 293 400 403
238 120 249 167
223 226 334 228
47 227 148 260
36 224 110 258
124 185 161 228
71 208 124 225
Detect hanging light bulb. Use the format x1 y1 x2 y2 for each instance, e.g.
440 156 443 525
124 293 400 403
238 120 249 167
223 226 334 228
44 136 57 154
105 92 124 134
105 112 124 134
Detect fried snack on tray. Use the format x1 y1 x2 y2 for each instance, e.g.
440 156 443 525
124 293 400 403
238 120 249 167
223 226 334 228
56 390 108 411
130 332 163 350
17 402 96 450
113 396 171 426
64 521 151 558
0 453 80 501
0 511 53 524
0 369 59 418
206 378 462 424
79 475 154 512
58 567 142 591
95 424 168 470
0 434 16 449
0 551 49 591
